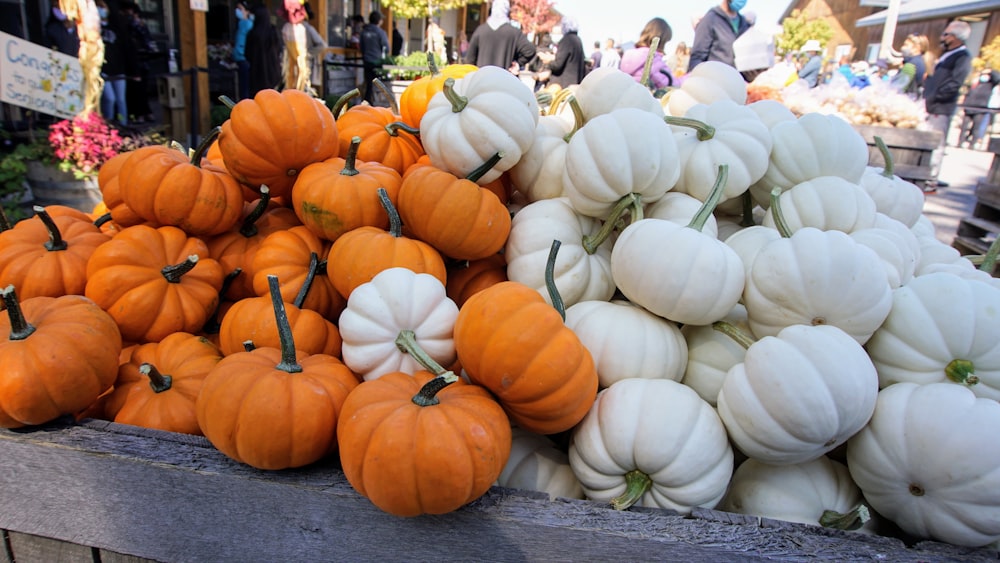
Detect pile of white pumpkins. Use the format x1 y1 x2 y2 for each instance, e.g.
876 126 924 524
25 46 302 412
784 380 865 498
468 60 1000 550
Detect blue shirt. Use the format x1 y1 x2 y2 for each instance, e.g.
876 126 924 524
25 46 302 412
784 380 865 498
233 18 253 62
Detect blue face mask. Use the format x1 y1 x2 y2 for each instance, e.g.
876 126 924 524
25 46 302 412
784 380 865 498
729 0 747 12
97 7 108 19
235 8 244 19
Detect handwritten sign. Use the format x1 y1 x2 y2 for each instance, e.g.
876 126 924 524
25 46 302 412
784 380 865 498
0 31 84 119
190 0 208 11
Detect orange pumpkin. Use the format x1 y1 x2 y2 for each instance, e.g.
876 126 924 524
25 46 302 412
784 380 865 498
446 253 508 307
219 88 340 199
335 105 424 175
452 281 599 435
85 225 225 343
399 63 477 129
196 274 359 470
292 136 403 243
0 286 122 428
103 332 222 435
98 151 145 228
251 225 344 320
218 292 342 357
337 369 510 516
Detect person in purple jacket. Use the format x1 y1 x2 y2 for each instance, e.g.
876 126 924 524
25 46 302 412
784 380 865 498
688 0 752 71
619 18 674 91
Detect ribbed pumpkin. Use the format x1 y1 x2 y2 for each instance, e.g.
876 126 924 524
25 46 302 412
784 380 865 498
0 206 110 299
399 62 477 129
335 106 424 175
0 286 122 428
219 88 339 199
251 225 344 320
97 150 144 228
446 253 507 307
85 225 225 343
219 291 342 357
292 136 403 243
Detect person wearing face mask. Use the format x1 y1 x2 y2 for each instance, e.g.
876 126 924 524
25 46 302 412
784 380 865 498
923 20 973 191
45 6 79 57
900 34 930 96
97 0 134 125
233 1 254 100
688 0 753 71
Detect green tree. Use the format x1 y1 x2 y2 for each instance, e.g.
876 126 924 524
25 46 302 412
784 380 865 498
384 0 484 20
776 9 834 56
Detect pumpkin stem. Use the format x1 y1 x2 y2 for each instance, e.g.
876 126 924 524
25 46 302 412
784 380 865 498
610 469 653 510
372 78 399 115
191 127 222 167
0 284 36 340
819 504 870 531
562 96 586 143
442 77 468 113
0 206 10 232
293 252 319 309
331 88 360 118
385 121 420 138
426 50 439 76
466 151 504 183
376 187 403 238
978 235 1000 273
639 36 660 89
33 205 68 252
93 212 113 229
243 340 256 352
945 359 979 386
341 137 362 177
395 329 448 375
161 255 200 284
687 164 728 232
411 372 460 407
739 190 756 227
712 320 756 350
582 193 642 255
139 363 173 393
874 136 895 178
266 274 303 374
238 186 271 238
769 187 794 238
544 239 566 321
662 116 716 142
218 95 236 109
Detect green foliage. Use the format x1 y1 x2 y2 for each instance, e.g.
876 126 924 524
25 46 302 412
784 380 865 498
385 51 445 80
384 0 484 20
776 9 835 57
0 139 49 223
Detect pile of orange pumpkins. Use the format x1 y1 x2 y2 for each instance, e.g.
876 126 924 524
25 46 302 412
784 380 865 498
2 58 1000 551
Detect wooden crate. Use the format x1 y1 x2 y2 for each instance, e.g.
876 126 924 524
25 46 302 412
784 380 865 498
851 124 943 185
1 419 997 562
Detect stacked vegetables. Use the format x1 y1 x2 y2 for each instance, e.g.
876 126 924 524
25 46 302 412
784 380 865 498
1 58 999 551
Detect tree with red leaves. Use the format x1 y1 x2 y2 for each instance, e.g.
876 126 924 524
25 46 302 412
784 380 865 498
511 0 561 41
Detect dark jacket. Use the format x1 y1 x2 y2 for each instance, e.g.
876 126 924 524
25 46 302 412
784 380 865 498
548 31 586 88
464 23 535 69
688 6 751 71
925 47 973 116
45 17 79 57
245 5 283 95
903 54 927 94
360 22 389 64
962 71 1000 113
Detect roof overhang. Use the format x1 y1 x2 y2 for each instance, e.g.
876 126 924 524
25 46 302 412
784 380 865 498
856 0 1000 27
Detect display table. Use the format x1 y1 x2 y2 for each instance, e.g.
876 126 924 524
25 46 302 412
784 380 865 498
852 124 943 185
1 419 995 562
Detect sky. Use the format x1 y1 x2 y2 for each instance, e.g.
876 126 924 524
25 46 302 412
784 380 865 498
553 0 793 53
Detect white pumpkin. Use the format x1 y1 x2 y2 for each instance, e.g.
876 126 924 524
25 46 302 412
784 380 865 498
724 224 782 275
497 428 585 500
847 382 1000 547
761 176 878 235
681 303 750 407
568 378 734 514
858 168 925 229
666 61 748 117
565 299 688 388
568 66 663 121
914 237 969 276
508 100 584 202
875 212 922 266
338 267 459 381
849 226 918 289
645 192 719 239
717 324 879 465
747 98 797 129
864 272 1000 399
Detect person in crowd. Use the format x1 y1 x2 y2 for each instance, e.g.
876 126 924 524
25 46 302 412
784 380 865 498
587 41 602 73
464 0 535 72
849 60 871 88
797 39 823 88
924 20 974 190
97 0 133 125
280 0 326 93
45 5 79 57
688 0 752 71
359 10 389 104
393 24 404 57
900 33 931 97
667 41 689 76
456 29 469 62
959 68 1000 150
120 1 155 123
232 1 254 100
543 15 585 88
619 17 674 91
524 32 553 90
600 38 621 70
348 15 364 50
245 3 283 97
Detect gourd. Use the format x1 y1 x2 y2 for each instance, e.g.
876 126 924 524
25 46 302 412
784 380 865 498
680 305 750 407
217 291 342 358
761 176 878 234
498 428 585 500
398 58 477 129
644 192 719 239
334 105 424 175
508 97 585 202
666 61 748 117
251 226 344 320
857 137 925 228
568 66 663 122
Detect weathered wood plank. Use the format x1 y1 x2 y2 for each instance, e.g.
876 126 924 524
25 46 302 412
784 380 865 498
853 125 943 151
99 549 159 563
2 530 14 563
6 531 95 563
0 420 996 562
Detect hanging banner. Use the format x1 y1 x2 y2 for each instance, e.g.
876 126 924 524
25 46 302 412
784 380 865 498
0 31 84 119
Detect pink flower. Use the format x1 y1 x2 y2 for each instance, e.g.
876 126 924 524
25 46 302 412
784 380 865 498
47 112 138 180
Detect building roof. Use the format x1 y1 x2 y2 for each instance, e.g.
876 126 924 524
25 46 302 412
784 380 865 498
856 0 1000 27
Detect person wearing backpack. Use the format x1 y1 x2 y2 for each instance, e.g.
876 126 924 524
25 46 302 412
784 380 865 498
360 10 389 104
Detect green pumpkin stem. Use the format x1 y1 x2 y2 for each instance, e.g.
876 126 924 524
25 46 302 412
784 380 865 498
266 274 302 373
0 206 11 232
218 95 236 109
545 239 566 321
386 121 420 138
341 137 362 176
583 193 642 254
978 235 1000 273
331 88 360 118
610 469 653 510
687 164 728 232
239 186 271 238
161 255 200 284
33 205 68 252
739 190 756 227
395 329 449 375
945 359 979 386
874 136 895 178
442 77 468 113
426 50 439 75
293 252 319 309
376 187 403 237
0 284 36 340
372 78 399 115
662 116 717 142
639 36 660 89
712 320 756 350
769 187 794 238
411 371 460 407
139 363 173 393
819 504 870 531
466 152 504 183
201 267 242 334
562 96 586 143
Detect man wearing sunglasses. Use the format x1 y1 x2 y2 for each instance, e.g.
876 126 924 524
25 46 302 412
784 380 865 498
923 20 973 191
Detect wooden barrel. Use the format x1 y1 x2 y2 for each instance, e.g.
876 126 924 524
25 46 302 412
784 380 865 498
25 161 102 213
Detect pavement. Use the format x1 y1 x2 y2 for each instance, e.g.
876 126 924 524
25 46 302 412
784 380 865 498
921 143 993 244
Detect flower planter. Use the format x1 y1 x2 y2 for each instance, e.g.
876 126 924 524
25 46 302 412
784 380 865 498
25 161 101 213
